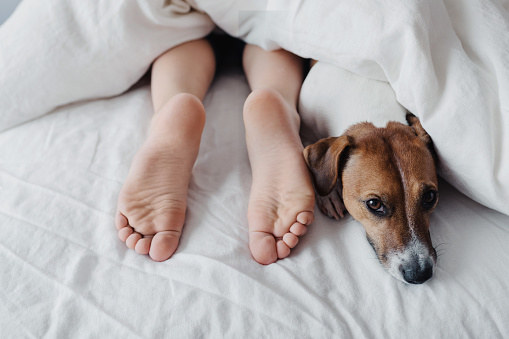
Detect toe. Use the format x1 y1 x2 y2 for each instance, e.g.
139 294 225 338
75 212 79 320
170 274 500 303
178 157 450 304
296 211 314 225
135 237 151 255
118 226 134 242
126 232 142 249
289 222 307 236
276 240 291 259
149 231 181 262
249 232 278 265
283 233 299 248
115 212 129 230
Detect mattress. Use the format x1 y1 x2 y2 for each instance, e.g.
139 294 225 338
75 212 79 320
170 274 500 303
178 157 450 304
1 66 509 338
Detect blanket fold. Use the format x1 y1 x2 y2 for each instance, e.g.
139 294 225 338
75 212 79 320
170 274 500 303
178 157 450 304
201 0 509 214
1 0 508 214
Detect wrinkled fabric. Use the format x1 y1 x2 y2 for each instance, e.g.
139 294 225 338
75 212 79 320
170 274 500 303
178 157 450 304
1 0 508 214
1 0 509 336
1 70 509 338
0 0 214 131
200 0 509 215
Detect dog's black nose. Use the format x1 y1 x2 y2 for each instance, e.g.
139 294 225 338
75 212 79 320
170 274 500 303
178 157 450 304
400 260 434 284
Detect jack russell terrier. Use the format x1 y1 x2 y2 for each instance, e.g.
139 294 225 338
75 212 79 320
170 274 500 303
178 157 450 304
303 113 438 284
299 61 440 284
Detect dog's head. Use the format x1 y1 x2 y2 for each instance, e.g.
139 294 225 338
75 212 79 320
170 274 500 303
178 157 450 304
303 114 438 284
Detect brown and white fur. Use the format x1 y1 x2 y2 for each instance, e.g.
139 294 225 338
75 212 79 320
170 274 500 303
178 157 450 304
303 114 439 284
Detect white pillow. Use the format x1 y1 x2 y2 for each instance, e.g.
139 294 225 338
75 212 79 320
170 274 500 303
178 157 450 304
299 62 407 145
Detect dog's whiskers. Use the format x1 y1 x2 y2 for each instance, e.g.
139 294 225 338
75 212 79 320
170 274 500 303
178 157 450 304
434 242 449 249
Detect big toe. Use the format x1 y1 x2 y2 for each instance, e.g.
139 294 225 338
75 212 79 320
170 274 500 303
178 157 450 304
149 231 181 262
249 232 278 265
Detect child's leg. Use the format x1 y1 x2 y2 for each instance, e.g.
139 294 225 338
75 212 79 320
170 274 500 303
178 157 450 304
115 39 215 261
242 44 315 264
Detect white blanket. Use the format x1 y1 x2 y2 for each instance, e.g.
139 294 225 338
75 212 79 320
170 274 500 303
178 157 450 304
2 1 509 337
1 0 508 215
202 0 509 215
1 68 509 338
0 67 509 338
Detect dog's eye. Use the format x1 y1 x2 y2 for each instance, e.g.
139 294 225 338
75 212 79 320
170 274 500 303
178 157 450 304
367 199 381 210
422 190 438 208
366 199 386 216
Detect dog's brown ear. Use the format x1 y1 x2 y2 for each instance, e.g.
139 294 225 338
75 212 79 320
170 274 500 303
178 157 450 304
406 113 438 163
406 113 431 145
303 136 351 196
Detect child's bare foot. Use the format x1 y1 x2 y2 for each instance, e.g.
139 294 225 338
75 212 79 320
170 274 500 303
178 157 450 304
115 94 205 261
244 89 315 264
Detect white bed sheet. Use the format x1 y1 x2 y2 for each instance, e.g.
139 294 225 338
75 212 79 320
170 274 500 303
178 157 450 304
1 69 509 338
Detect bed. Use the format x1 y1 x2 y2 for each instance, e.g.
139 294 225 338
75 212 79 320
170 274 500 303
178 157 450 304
1 0 509 337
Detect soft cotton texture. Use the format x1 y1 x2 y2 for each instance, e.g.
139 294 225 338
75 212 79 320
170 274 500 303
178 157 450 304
204 0 509 215
1 68 509 337
0 0 214 130
1 0 509 337
1 0 508 215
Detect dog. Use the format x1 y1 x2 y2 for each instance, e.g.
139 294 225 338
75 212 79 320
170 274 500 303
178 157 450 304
303 114 438 284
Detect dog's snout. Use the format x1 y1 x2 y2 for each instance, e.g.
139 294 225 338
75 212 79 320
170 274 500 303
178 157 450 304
400 260 434 284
